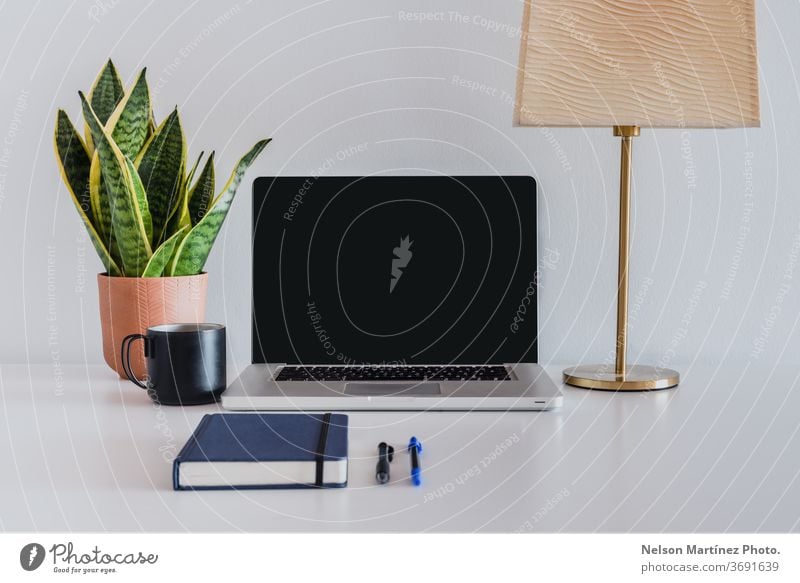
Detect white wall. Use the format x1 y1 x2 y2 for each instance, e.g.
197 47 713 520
1 0 798 377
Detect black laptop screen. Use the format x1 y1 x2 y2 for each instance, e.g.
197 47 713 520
252 176 538 365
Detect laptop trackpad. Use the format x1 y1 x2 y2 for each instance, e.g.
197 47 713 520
344 382 441 396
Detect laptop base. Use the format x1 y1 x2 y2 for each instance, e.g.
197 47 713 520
222 363 562 411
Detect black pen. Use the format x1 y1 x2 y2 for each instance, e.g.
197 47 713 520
376 442 394 484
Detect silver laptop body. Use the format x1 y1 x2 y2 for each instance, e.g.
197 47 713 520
222 176 562 411
223 362 561 411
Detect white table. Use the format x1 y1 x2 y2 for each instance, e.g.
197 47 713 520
1 363 799 532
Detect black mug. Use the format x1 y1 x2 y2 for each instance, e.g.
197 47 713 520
121 323 226 405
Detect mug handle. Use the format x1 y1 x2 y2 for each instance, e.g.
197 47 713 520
121 334 149 389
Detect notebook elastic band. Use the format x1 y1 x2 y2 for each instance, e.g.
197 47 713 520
314 413 332 487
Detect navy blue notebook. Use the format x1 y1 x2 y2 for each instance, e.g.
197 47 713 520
173 413 348 490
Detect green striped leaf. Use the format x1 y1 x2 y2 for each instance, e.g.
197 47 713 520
142 226 187 277
55 111 94 226
125 157 153 243
88 166 147 269
106 68 150 159
135 109 186 245
88 156 105 234
147 112 157 140
54 110 121 276
90 60 124 124
88 155 122 267
170 139 270 276
84 59 124 152
89 152 112 241
85 161 140 279
185 151 204 194
170 151 203 233
81 91 152 276
187 151 215 226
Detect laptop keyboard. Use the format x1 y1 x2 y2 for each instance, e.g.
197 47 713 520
275 365 511 382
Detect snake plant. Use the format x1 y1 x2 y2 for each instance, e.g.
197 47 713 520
54 60 270 277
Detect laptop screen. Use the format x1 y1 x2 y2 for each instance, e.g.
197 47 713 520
252 176 538 365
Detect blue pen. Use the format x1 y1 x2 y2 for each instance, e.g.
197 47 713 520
408 436 422 486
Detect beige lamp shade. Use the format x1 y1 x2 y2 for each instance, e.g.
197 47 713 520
515 0 760 128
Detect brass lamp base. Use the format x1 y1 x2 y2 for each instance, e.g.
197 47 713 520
563 364 679 391
563 126 681 393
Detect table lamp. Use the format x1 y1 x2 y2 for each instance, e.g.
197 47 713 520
515 0 760 390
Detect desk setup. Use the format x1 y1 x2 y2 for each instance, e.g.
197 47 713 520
2 361 798 532
35 1 773 538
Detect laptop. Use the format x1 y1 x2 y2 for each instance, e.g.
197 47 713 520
222 176 562 411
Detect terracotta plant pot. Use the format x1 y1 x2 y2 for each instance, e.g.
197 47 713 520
97 273 208 379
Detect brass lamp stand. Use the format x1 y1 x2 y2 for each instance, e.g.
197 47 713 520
563 126 680 391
